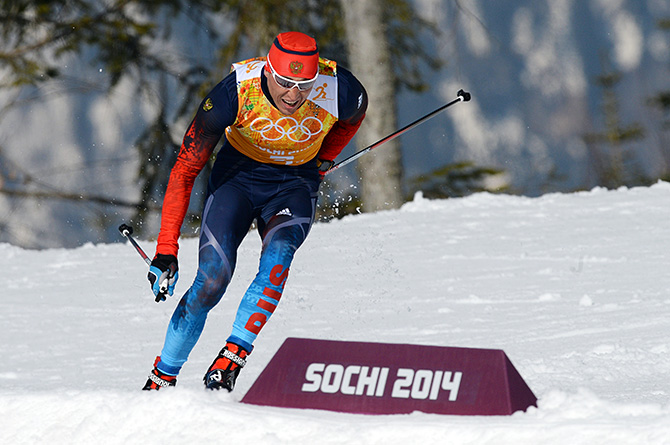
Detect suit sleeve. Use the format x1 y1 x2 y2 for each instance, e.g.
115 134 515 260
155 74 238 257
317 66 368 162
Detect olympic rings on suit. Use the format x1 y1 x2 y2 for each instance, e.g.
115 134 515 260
250 116 324 143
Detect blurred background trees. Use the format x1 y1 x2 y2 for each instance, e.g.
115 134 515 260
1 0 457 245
1 1 668 248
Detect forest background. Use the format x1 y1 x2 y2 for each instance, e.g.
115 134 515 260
1 0 669 249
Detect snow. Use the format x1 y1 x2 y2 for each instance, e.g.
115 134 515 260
2 183 670 444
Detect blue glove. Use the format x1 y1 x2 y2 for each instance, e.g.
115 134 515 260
147 254 179 302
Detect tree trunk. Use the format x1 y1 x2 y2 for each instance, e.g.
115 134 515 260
340 0 404 211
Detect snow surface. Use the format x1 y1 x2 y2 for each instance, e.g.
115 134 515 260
2 183 670 444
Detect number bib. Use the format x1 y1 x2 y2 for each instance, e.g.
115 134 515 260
226 57 339 165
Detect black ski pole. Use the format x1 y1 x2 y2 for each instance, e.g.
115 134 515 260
118 223 167 302
326 89 472 175
119 223 151 265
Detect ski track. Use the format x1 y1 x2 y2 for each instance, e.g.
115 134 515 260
1 183 670 444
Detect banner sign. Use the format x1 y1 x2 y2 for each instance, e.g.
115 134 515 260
241 338 537 415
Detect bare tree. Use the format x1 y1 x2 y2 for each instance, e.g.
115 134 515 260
340 0 404 211
0 0 437 247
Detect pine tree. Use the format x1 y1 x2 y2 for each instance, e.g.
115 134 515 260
583 54 644 188
0 0 439 246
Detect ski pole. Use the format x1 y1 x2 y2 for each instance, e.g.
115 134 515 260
326 89 472 175
119 223 151 265
118 223 168 302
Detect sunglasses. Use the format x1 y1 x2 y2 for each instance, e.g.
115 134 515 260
266 58 318 91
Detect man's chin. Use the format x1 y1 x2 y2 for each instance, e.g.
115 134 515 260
279 100 303 115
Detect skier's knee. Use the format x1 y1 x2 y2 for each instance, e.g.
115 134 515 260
190 253 233 310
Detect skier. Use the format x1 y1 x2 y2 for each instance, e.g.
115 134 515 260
142 31 368 391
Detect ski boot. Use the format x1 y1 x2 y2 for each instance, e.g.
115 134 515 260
203 342 249 392
142 356 177 390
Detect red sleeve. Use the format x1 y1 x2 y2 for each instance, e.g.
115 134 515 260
155 118 219 257
317 115 365 161
317 66 367 162
155 72 238 257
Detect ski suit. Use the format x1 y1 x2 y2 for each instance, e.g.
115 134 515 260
153 57 367 376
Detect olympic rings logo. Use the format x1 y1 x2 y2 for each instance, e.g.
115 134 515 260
249 116 324 143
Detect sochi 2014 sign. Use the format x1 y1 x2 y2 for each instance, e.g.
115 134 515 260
241 338 537 415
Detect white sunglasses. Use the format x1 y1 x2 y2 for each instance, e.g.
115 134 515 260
266 58 318 91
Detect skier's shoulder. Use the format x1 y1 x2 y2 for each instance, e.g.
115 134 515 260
336 66 367 122
195 71 239 132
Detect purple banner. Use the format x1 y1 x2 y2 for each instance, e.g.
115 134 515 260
241 338 537 415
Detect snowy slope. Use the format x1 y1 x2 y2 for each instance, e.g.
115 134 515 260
2 184 670 444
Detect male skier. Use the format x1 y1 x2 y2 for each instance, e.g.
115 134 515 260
142 31 368 391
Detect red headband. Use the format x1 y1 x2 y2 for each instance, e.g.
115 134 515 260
267 32 319 79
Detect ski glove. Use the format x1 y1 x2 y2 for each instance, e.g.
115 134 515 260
316 159 334 179
147 254 179 302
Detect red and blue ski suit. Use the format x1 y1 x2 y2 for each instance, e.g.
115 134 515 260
154 57 367 376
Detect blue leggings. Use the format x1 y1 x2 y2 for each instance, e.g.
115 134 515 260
157 161 318 376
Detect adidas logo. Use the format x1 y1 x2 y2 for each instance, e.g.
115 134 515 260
276 208 293 217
